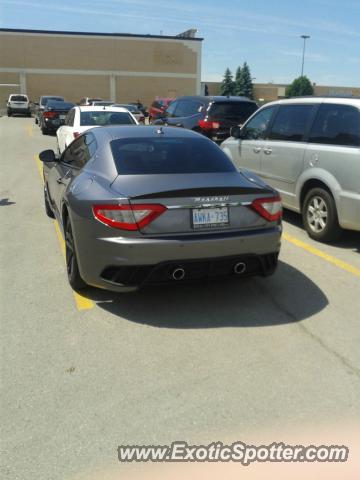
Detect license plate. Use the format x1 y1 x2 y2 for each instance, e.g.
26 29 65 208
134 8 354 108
60 115 66 120
192 207 229 229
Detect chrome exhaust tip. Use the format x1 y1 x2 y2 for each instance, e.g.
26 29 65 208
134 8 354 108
172 267 186 281
233 262 247 275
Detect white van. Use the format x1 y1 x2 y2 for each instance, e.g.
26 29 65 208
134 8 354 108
7 94 31 116
221 97 360 242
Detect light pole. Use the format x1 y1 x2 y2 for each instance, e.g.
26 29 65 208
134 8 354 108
300 35 310 77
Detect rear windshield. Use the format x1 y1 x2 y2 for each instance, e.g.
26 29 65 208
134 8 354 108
209 102 258 122
80 111 136 126
110 137 237 175
10 95 27 102
46 101 74 109
42 97 64 105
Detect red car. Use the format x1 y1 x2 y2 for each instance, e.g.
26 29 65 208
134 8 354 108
148 97 173 123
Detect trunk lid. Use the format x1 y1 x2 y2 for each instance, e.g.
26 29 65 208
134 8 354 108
110 172 275 234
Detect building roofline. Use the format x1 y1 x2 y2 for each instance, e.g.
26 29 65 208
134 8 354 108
0 27 203 41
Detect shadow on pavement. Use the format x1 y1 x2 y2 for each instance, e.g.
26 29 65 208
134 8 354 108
0 198 16 206
82 261 328 329
283 210 360 253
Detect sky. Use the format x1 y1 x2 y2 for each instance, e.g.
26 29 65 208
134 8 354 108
0 0 359 87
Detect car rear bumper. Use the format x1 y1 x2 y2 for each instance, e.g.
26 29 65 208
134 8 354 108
73 224 282 291
8 107 30 114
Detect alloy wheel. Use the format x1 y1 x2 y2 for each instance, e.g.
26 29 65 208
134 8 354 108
307 195 328 233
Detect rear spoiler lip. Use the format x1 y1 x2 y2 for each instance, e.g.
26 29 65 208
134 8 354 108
129 186 274 200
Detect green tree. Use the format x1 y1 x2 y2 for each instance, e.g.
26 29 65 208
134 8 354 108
220 68 235 96
286 76 314 97
239 62 254 99
234 66 243 96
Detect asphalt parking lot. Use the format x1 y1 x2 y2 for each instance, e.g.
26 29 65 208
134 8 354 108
1 116 360 480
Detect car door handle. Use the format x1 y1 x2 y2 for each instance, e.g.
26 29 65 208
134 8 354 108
253 147 262 153
263 148 272 155
176 123 183 127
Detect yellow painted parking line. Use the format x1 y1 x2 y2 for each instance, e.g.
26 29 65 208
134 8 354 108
33 155 94 311
34 153 43 179
283 232 360 278
26 125 33 137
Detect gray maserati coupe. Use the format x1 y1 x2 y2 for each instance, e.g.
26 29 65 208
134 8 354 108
39 126 282 292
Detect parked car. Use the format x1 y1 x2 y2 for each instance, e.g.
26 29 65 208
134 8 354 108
39 100 75 135
221 97 360 242
39 126 282 292
148 97 174 122
7 94 31 116
79 97 102 106
56 106 138 152
153 96 258 143
34 95 65 125
128 101 148 117
112 104 145 123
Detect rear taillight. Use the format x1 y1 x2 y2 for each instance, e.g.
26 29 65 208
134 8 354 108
73 132 80 139
92 204 167 230
250 196 282 222
43 111 58 118
198 119 220 130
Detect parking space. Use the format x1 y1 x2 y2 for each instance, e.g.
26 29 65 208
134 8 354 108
1 116 360 480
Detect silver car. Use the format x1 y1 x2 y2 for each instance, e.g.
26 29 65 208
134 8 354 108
221 97 360 242
39 126 282 292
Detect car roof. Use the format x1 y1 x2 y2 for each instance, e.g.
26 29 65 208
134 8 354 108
41 95 64 98
93 125 208 141
76 106 132 113
263 96 360 108
174 95 256 104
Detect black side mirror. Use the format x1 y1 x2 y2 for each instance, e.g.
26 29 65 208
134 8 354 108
230 125 243 139
39 149 58 163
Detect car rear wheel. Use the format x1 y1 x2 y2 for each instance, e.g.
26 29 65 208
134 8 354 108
44 186 55 218
35 117 38 124
65 217 86 290
41 126 49 135
302 187 342 242
7 110 11 117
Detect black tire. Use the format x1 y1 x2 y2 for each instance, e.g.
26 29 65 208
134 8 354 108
64 216 87 290
41 126 49 135
35 117 38 125
302 187 342 242
44 186 55 218
7 110 11 117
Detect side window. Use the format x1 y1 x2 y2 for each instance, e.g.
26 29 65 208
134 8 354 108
268 104 315 142
309 104 360 147
242 106 275 140
61 136 90 168
85 133 97 158
165 100 179 117
174 100 203 117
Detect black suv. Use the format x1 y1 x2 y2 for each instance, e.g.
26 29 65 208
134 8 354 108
153 96 258 143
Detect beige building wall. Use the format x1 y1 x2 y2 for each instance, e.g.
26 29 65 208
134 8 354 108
26 74 110 104
0 29 202 107
115 76 197 106
0 72 20 106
